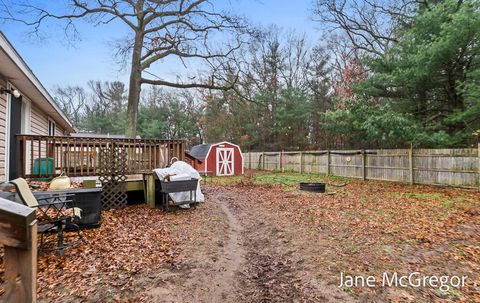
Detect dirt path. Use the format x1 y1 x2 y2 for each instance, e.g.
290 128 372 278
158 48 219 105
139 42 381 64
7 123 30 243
140 186 354 303
211 199 246 302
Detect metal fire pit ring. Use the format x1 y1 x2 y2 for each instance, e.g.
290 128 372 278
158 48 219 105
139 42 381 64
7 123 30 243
299 182 326 193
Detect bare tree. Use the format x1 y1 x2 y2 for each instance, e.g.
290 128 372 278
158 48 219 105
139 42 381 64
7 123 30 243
53 85 87 127
313 0 416 56
88 80 127 113
3 0 249 137
280 31 310 90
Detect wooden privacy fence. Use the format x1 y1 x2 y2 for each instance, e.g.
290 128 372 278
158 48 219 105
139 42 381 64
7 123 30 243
244 146 480 189
17 135 185 178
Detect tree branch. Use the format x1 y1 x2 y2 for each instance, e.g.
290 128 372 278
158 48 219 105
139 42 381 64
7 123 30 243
141 76 237 90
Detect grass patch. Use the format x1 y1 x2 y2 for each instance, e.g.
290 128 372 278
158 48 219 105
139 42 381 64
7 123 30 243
207 171 351 188
254 173 324 186
206 175 244 185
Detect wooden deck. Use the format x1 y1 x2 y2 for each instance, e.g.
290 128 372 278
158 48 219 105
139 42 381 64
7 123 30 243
17 135 185 178
70 175 145 191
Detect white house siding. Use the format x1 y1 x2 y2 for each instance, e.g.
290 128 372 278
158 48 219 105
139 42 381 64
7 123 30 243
23 104 66 176
0 78 7 181
31 104 48 135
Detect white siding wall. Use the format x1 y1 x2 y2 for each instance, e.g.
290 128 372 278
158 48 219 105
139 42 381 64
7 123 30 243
0 78 7 181
24 104 65 175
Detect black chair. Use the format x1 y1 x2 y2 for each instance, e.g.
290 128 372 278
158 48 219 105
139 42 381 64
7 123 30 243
2 178 83 256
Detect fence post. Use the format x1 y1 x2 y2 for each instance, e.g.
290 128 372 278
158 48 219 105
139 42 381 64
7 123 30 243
277 152 280 171
327 150 331 176
262 151 265 170
478 143 480 192
362 149 366 180
409 144 414 185
299 152 304 174
280 150 284 172
0 198 37 303
249 152 252 171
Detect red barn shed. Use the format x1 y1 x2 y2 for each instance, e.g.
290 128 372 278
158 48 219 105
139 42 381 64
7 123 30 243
189 141 244 176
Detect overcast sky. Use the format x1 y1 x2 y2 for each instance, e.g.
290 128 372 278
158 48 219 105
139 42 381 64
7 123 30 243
1 0 321 90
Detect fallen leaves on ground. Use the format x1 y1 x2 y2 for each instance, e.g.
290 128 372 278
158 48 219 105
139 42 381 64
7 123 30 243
1 175 479 302
1 204 190 302
220 179 480 302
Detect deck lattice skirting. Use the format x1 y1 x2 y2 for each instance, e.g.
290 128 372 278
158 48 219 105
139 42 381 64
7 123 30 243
98 146 128 209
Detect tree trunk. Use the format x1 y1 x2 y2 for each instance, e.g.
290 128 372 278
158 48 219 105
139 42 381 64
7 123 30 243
125 32 144 138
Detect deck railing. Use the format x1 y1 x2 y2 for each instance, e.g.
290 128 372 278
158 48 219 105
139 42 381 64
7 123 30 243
17 135 185 178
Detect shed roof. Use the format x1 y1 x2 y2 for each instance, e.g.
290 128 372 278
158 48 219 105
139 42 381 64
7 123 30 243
189 143 211 159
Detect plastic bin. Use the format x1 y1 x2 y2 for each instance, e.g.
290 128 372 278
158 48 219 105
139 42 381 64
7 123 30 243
33 157 54 176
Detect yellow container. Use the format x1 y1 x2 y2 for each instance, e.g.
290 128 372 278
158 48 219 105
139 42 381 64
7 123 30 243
49 175 71 190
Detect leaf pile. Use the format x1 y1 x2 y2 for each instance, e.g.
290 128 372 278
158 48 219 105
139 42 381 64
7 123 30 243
1 205 180 302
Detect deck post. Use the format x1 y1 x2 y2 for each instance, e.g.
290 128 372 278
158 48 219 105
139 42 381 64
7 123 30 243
146 174 156 208
0 198 37 303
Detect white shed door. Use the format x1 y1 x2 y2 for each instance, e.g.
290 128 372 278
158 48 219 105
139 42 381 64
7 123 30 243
216 148 234 176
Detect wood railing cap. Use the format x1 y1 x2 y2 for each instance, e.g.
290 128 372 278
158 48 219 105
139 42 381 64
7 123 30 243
15 134 185 143
0 198 35 221
0 197 36 249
